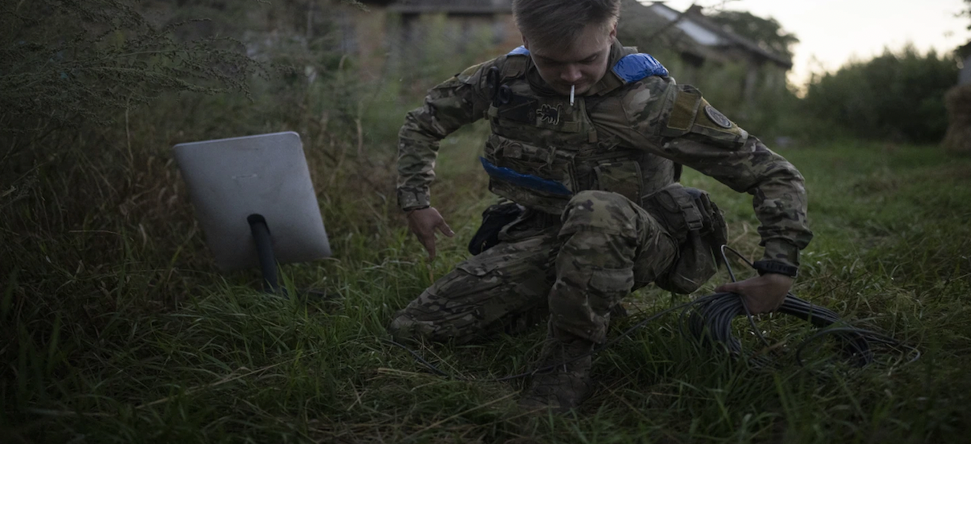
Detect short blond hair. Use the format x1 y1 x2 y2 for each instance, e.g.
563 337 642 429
512 0 620 51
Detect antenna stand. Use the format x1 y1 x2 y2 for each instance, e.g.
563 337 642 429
247 214 280 293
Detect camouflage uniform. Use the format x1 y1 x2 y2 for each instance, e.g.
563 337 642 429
390 40 812 374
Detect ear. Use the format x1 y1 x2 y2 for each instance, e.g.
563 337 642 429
522 35 529 50
608 22 617 40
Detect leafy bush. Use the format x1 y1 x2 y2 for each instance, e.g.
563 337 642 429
802 46 958 144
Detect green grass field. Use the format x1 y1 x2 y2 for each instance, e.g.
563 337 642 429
2 106 970 442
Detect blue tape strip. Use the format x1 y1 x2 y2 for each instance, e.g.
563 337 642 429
480 157 572 197
613 53 669 83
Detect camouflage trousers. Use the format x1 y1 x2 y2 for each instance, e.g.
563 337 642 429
389 190 679 345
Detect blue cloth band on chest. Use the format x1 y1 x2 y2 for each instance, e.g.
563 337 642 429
480 157 572 197
613 54 668 83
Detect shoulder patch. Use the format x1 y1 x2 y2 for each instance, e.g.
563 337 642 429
508 46 530 56
704 104 733 129
613 54 669 83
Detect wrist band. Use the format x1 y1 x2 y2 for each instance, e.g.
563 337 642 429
752 260 798 278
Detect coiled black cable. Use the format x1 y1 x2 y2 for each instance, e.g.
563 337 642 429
682 246 919 367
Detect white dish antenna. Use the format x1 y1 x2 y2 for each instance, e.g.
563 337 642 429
174 132 331 289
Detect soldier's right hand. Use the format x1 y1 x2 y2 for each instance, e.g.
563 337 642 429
406 207 454 261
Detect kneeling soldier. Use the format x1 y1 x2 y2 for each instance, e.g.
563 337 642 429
390 0 813 411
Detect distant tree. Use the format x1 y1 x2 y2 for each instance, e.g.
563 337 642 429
708 10 799 62
803 46 957 143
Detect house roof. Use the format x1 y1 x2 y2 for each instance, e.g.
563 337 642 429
645 2 792 69
379 0 791 69
387 0 512 14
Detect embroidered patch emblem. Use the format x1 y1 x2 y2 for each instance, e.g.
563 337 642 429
537 104 561 125
705 105 733 129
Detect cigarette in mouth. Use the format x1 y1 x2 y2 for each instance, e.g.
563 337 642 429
570 85 575 106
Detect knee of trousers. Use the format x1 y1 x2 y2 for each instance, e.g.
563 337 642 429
549 219 636 344
559 190 641 239
547 266 634 343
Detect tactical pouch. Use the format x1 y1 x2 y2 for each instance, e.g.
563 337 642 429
468 202 526 255
593 159 642 204
643 184 728 294
483 134 578 215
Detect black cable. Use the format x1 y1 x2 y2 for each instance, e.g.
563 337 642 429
687 248 920 367
385 245 920 381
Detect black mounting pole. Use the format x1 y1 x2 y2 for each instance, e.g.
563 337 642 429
247 214 279 293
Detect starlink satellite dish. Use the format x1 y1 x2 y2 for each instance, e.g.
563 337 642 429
173 132 331 289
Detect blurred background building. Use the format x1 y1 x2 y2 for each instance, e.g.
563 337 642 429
336 0 793 105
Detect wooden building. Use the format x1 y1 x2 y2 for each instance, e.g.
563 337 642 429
620 2 792 102
340 1 793 102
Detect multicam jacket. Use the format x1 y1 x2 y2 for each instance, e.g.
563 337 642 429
396 39 813 269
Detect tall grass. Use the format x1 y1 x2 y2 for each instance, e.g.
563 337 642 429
5 112 971 442
3 4 971 443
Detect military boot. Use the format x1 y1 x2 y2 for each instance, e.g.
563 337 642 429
518 331 596 412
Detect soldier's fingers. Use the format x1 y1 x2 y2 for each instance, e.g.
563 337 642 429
714 282 739 293
436 220 455 237
736 294 765 314
412 229 434 257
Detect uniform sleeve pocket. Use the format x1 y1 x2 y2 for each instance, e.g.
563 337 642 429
661 86 749 151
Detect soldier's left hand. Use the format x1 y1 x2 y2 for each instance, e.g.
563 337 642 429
406 206 454 261
714 273 793 314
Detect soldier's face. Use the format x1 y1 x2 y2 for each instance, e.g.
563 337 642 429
524 22 616 97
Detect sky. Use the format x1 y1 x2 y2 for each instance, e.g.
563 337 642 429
644 0 971 87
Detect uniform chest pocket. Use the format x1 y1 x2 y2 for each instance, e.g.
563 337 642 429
594 160 641 204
